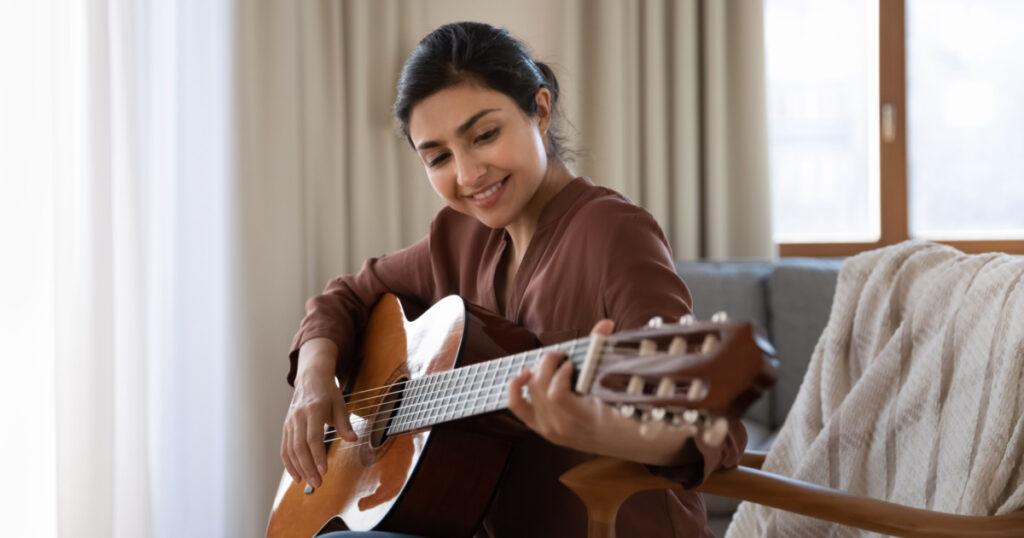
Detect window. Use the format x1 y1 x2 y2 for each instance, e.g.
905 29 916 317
765 0 1024 256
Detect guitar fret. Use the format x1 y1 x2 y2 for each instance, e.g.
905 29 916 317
453 366 469 422
489 357 504 412
449 367 462 422
496 355 513 408
481 360 496 413
395 379 411 432
465 366 477 418
438 370 452 423
472 361 487 416
409 377 427 431
403 377 419 431
390 381 406 433
434 368 446 424
389 336 597 433
423 375 438 428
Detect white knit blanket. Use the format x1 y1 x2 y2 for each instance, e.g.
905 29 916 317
727 240 1024 538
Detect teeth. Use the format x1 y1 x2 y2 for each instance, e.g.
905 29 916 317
473 178 505 200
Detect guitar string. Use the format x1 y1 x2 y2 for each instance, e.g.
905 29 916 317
324 351 700 439
336 338 690 415
336 337 593 406
339 346 591 414
333 330 703 409
336 347 696 428
337 350 630 424
338 346 657 420
339 340 611 413
319 397 712 452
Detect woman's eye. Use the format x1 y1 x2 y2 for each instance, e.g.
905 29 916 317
428 153 449 167
475 128 499 143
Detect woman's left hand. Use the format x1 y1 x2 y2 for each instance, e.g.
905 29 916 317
508 319 700 466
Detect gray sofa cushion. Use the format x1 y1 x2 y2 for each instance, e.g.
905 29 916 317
676 261 774 427
766 258 842 428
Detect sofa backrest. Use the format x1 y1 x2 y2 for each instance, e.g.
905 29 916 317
675 258 842 429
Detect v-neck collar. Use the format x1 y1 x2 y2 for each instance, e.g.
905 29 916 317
490 177 593 320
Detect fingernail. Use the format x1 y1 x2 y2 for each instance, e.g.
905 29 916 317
318 463 326 474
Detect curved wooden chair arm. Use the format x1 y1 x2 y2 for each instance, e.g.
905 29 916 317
697 465 1024 538
738 449 767 469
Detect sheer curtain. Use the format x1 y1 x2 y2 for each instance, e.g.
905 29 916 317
54 0 239 536
0 0 253 536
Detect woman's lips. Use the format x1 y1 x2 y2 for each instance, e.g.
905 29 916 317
468 176 508 208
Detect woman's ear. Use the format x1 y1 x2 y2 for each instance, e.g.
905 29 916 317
534 87 552 137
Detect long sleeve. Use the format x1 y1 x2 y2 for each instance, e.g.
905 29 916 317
589 203 748 487
287 234 436 385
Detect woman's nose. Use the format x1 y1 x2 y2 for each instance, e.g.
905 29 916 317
455 153 486 188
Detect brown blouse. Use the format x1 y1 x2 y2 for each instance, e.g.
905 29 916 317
289 177 746 537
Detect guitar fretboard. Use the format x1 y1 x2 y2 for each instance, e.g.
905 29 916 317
387 336 593 434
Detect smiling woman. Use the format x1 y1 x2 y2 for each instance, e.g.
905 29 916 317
277 21 746 538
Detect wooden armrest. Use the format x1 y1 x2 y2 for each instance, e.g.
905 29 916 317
739 450 767 469
697 466 1024 537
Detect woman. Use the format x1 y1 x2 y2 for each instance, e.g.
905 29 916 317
283 21 746 538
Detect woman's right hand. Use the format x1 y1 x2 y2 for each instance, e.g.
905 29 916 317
281 337 358 488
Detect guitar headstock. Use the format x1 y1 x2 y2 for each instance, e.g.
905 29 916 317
587 313 777 445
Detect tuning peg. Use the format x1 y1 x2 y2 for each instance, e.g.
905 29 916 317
651 407 667 421
702 417 729 446
656 377 675 397
687 379 707 402
647 316 664 328
701 333 718 353
679 314 695 325
619 375 644 418
627 375 644 395
710 311 728 323
668 336 686 355
682 409 701 425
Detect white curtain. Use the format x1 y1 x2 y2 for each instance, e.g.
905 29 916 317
0 0 249 536
59 0 237 535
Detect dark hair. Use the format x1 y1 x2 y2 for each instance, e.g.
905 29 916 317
394 22 570 161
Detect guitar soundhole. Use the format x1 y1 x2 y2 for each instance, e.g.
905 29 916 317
368 377 406 449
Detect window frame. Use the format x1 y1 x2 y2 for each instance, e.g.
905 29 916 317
777 0 1024 257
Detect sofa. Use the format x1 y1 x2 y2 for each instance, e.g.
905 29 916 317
674 257 844 537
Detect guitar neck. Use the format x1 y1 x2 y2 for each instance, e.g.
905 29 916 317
387 336 593 434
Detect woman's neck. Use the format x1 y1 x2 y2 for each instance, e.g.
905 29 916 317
504 160 575 258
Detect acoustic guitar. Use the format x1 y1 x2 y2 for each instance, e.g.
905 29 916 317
266 293 776 537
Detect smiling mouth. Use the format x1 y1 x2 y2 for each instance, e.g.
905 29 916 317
469 176 508 200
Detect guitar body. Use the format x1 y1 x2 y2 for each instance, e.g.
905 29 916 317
267 294 539 538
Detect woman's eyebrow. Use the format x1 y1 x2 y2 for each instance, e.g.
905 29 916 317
415 108 500 150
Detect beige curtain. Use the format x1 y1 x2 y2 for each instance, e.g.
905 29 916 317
566 0 774 260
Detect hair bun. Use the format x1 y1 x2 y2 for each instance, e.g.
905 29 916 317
534 61 560 103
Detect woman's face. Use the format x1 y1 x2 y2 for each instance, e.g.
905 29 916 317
408 84 551 230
